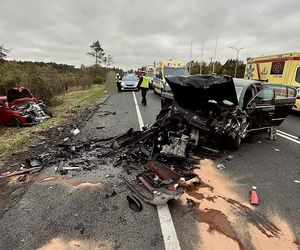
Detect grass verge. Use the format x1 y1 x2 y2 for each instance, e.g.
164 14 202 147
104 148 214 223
0 84 106 156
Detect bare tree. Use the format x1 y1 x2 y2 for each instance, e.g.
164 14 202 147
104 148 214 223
0 43 10 62
87 40 105 65
103 55 113 67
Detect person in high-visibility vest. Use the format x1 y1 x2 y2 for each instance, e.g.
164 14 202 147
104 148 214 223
116 73 122 92
137 73 150 106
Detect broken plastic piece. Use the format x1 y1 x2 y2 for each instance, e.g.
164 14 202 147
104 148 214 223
127 194 143 212
71 128 80 135
187 198 195 207
216 164 225 170
250 186 259 205
25 158 41 168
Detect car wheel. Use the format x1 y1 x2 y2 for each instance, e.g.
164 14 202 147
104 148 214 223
0 122 5 128
230 134 241 150
11 116 21 127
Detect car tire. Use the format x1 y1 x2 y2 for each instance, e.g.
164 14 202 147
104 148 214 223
11 116 21 127
230 134 241 150
0 122 5 128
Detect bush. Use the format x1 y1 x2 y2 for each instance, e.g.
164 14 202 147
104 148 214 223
0 61 121 105
93 76 105 85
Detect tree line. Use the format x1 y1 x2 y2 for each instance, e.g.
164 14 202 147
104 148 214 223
0 41 121 105
187 59 246 78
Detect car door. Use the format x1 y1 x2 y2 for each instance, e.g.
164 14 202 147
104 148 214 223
0 102 11 125
246 88 275 130
267 85 297 126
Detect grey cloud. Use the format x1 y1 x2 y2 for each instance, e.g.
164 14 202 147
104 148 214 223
0 0 299 69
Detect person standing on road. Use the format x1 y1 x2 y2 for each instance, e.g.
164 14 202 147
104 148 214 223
137 73 150 106
116 73 122 92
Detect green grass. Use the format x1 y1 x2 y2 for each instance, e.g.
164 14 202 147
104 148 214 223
0 84 106 156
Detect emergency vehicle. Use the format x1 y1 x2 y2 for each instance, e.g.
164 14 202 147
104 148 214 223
244 52 300 111
152 60 188 94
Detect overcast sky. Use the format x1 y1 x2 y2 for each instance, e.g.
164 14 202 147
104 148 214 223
0 0 299 69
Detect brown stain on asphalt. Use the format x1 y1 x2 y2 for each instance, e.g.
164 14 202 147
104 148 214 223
180 159 299 249
196 208 244 250
34 176 102 189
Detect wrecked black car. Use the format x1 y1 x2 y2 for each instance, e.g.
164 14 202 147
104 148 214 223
162 75 297 148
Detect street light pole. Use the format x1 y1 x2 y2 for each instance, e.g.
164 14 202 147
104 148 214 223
229 47 244 78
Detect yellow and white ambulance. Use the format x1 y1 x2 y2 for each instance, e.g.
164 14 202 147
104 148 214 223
244 52 300 111
152 60 188 94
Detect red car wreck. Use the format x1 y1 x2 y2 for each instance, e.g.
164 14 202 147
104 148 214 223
0 87 52 127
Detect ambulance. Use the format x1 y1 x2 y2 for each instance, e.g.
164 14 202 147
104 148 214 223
152 60 188 94
244 52 300 111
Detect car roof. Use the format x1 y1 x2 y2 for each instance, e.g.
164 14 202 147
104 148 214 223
233 78 262 88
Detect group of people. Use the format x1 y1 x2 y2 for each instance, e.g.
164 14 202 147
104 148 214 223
115 73 150 106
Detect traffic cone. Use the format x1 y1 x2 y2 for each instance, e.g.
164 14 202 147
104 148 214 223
250 186 259 205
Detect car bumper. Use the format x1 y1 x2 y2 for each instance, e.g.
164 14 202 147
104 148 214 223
121 85 138 90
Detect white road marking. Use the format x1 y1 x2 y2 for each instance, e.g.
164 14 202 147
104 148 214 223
132 92 144 129
277 129 299 140
132 91 181 250
277 131 300 145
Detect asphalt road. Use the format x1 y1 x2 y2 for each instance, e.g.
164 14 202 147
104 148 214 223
0 88 299 250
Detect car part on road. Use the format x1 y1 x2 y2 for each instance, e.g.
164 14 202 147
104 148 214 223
127 194 143 212
0 166 42 179
25 158 42 168
250 186 259 205
216 164 225 170
71 128 80 135
17 175 27 182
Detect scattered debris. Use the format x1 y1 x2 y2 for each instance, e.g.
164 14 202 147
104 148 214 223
250 186 259 205
105 189 117 198
96 126 106 129
54 166 68 175
57 127 64 132
74 223 85 234
127 194 143 212
39 152 50 158
43 177 56 181
98 110 116 117
216 164 225 170
0 167 41 179
71 128 80 135
187 198 195 207
17 175 27 182
25 158 41 168
63 137 69 142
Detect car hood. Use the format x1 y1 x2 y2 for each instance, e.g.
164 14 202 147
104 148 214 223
7 88 34 103
165 75 239 109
